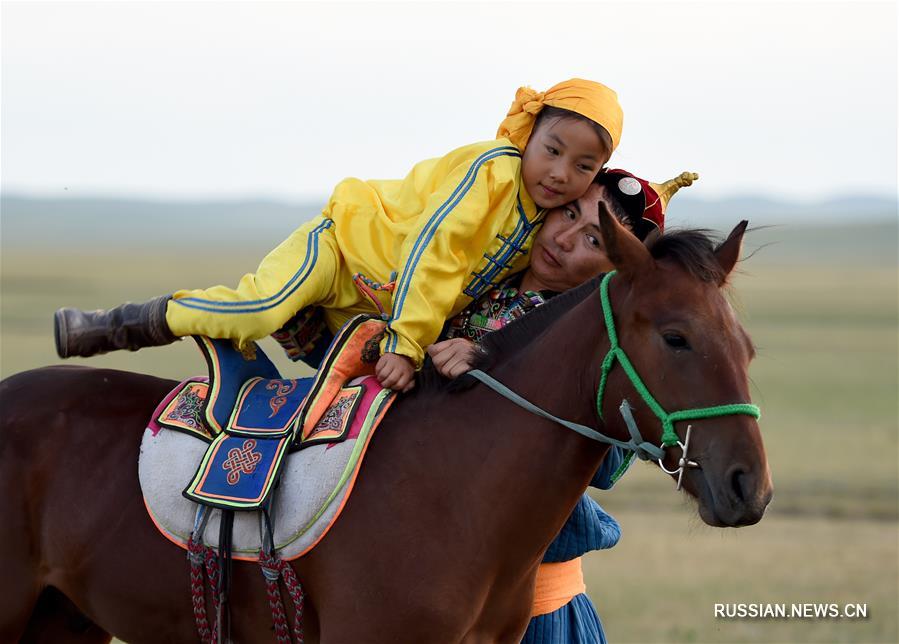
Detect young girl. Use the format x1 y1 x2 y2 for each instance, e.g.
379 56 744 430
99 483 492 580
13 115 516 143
55 79 624 391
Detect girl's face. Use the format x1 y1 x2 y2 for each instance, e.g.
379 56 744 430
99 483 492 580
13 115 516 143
521 116 609 210
527 184 621 292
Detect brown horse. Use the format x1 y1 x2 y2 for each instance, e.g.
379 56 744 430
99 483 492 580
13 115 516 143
0 209 772 643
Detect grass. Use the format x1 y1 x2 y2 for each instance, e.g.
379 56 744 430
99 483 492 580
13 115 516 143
3 221 897 642
588 509 898 643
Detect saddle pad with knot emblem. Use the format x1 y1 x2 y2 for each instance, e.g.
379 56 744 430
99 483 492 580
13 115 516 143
140 374 395 561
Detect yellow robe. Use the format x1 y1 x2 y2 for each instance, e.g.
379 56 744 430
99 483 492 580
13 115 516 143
166 139 543 367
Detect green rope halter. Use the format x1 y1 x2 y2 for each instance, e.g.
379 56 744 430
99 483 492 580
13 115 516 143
468 271 761 474
596 271 760 447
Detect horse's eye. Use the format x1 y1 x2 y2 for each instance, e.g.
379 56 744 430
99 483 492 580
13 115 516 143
663 333 690 350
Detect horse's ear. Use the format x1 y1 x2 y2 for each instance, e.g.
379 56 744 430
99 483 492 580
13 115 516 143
714 220 749 284
599 201 653 278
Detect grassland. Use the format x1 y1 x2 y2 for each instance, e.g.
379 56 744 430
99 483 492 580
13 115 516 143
1 221 896 642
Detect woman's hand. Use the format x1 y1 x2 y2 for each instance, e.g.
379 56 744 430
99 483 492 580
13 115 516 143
427 338 478 379
375 353 416 392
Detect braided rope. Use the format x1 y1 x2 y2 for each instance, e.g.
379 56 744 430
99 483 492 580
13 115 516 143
258 551 305 644
203 545 222 641
187 537 214 644
259 552 291 644
281 561 306 644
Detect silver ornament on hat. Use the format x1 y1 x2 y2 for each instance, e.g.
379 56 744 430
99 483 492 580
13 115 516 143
618 177 642 196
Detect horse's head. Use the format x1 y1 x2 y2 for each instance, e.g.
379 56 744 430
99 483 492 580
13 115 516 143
597 205 772 527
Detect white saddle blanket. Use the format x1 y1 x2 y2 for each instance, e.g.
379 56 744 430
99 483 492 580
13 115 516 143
139 414 375 561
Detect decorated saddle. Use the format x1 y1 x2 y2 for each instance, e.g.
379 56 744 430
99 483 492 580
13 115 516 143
138 315 396 561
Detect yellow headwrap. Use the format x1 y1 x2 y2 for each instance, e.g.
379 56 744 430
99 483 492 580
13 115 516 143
496 78 623 153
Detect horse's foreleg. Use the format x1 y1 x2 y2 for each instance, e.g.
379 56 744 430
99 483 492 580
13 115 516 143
0 574 40 643
0 460 111 644
18 587 112 644
0 415 44 642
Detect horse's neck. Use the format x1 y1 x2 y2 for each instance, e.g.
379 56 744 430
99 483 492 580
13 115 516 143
494 286 609 431
464 288 613 563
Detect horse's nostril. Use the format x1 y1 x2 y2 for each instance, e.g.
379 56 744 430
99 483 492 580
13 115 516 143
730 467 748 503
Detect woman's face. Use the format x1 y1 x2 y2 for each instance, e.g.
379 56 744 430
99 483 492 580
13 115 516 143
527 184 622 292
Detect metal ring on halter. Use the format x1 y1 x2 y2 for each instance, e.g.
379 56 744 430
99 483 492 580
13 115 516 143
657 424 700 490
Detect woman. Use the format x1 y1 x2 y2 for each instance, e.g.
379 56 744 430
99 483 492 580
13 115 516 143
428 168 697 643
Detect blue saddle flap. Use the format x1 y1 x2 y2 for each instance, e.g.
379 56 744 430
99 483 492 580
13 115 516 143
194 337 282 434
183 433 292 510
228 377 312 437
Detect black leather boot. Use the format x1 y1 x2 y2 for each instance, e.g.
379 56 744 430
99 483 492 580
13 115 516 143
54 295 178 358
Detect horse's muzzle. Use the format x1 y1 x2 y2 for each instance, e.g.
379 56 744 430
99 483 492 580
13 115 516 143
690 463 773 527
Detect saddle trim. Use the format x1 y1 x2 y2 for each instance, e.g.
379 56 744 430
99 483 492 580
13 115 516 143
150 377 212 443
296 387 392 541
294 315 383 448
196 336 282 435
200 336 227 435
300 382 363 448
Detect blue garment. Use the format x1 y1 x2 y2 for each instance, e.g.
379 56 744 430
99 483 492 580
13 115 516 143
522 594 607 644
522 447 631 644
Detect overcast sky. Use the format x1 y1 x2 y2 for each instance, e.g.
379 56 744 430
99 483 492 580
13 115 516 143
2 0 897 202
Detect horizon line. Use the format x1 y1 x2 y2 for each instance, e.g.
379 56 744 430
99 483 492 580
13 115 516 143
2 188 897 209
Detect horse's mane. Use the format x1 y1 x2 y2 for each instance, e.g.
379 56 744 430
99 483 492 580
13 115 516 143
649 227 727 284
415 227 727 392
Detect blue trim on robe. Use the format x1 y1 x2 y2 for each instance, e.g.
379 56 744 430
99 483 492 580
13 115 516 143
173 219 334 314
463 197 541 299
